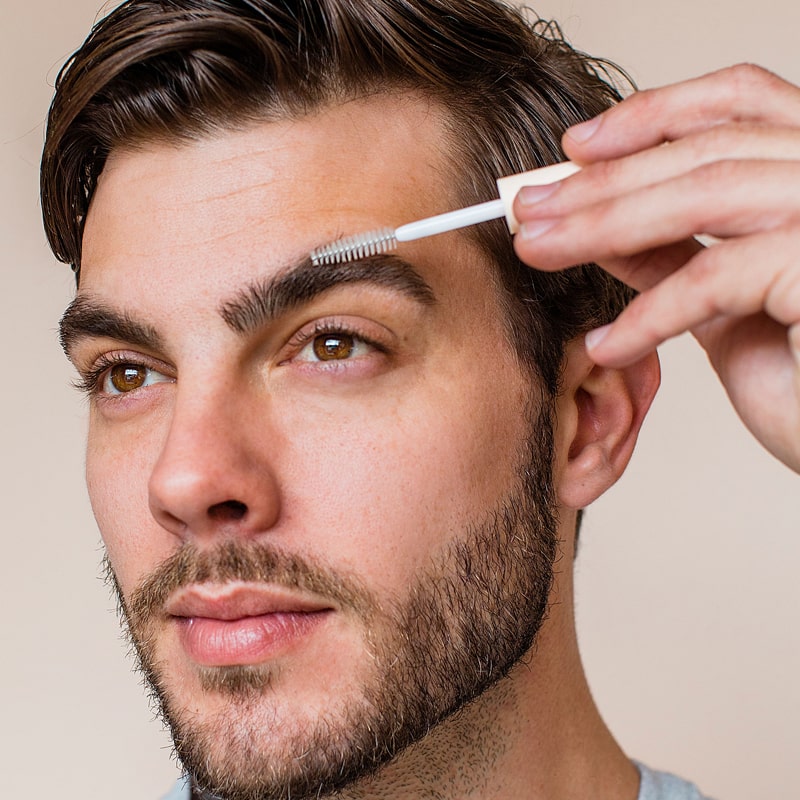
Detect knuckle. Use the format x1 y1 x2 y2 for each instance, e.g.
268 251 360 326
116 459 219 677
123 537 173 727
723 63 780 97
584 157 619 189
688 119 793 166
690 158 745 189
622 294 669 343
627 87 659 116
683 249 725 313
688 123 747 161
686 247 719 284
765 231 800 323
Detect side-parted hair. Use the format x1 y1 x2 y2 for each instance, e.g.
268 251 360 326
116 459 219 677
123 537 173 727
41 0 634 395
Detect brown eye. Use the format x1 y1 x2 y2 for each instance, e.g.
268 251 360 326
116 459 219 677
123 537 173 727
313 334 355 361
108 364 148 393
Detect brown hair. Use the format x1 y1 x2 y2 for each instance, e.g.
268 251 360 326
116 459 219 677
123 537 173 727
41 0 634 394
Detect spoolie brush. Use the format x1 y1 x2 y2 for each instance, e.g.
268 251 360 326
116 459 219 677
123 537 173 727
310 161 579 266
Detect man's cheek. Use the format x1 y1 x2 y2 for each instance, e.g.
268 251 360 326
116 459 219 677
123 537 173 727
272 391 523 574
86 426 168 592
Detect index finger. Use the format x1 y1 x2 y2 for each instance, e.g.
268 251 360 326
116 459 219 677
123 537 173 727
563 64 800 163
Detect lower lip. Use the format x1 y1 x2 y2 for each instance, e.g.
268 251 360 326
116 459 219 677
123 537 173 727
175 611 331 666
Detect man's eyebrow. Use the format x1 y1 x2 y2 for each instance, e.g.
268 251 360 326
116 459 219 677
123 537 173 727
59 295 162 358
219 253 436 335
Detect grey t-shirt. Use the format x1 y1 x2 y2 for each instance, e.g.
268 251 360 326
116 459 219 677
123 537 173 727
160 776 189 800
161 761 715 799
636 761 715 800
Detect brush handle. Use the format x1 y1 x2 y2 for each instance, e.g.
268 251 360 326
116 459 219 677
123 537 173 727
394 161 580 243
496 161 581 233
395 199 506 242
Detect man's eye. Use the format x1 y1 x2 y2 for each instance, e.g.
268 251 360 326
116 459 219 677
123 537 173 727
101 363 171 394
296 332 372 363
314 334 354 361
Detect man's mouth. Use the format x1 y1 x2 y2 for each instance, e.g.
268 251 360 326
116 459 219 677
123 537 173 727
165 583 334 667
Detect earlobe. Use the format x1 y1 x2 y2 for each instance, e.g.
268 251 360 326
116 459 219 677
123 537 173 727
555 340 660 509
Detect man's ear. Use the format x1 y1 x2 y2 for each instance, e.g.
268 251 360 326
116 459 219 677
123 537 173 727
554 339 661 510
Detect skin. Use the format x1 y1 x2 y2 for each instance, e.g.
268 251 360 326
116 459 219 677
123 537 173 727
63 94 659 799
514 64 800 474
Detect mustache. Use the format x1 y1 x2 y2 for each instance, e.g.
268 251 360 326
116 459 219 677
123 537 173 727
113 540 375 629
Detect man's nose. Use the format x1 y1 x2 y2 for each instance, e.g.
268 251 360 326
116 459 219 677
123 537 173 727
147 390 281 541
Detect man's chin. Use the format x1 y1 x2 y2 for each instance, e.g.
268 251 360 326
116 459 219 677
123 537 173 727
153 665 394 800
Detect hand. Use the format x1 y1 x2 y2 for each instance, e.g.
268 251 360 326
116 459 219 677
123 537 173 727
513 64 800 473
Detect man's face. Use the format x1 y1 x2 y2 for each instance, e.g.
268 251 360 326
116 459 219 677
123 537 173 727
64 96 558 798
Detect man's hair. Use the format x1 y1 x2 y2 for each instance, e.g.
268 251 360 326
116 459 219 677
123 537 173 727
41 0 633 395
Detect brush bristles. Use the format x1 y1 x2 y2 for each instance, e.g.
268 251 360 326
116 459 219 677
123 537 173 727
310 227 398 266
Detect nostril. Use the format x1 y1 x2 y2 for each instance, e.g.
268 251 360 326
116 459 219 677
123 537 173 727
208 499 248 522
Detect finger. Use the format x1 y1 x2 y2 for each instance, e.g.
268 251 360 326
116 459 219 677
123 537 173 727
792 322 800 401
792 323 800 371
514 160 800 290
584 225 800 367
699 314 800 472
546 238 705 297
563 64 800 163
516 124 800 222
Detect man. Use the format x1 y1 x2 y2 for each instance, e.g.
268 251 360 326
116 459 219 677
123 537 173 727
40 1 799 799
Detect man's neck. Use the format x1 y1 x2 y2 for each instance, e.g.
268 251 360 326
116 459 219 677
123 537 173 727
331 654 637 800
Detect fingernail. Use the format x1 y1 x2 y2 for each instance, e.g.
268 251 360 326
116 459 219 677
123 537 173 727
585 324 612 351
518 182 560 207
518 219 557 240
566 115 601 144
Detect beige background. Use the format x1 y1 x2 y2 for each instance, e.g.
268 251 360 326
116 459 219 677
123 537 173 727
2 0 798 797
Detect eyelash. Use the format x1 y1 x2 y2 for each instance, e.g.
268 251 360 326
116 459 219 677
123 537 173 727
286 320 387 359
75 353 158 397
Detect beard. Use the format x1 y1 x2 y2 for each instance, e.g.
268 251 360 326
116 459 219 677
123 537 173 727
108 401 558 800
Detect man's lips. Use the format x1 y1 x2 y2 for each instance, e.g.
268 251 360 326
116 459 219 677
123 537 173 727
165 583 334 667
166 582 334 619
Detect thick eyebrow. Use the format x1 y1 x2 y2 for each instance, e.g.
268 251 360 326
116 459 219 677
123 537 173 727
58 252 436 357
219 253 436 335
59 295 163 359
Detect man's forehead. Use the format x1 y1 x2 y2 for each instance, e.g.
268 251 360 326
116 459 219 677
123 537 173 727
96 93 452 211
82 94 458 285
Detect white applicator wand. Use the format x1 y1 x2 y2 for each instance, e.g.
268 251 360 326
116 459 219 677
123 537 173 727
310 160 580 266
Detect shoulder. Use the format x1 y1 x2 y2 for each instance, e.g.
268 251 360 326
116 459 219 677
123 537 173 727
635 761 717 800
